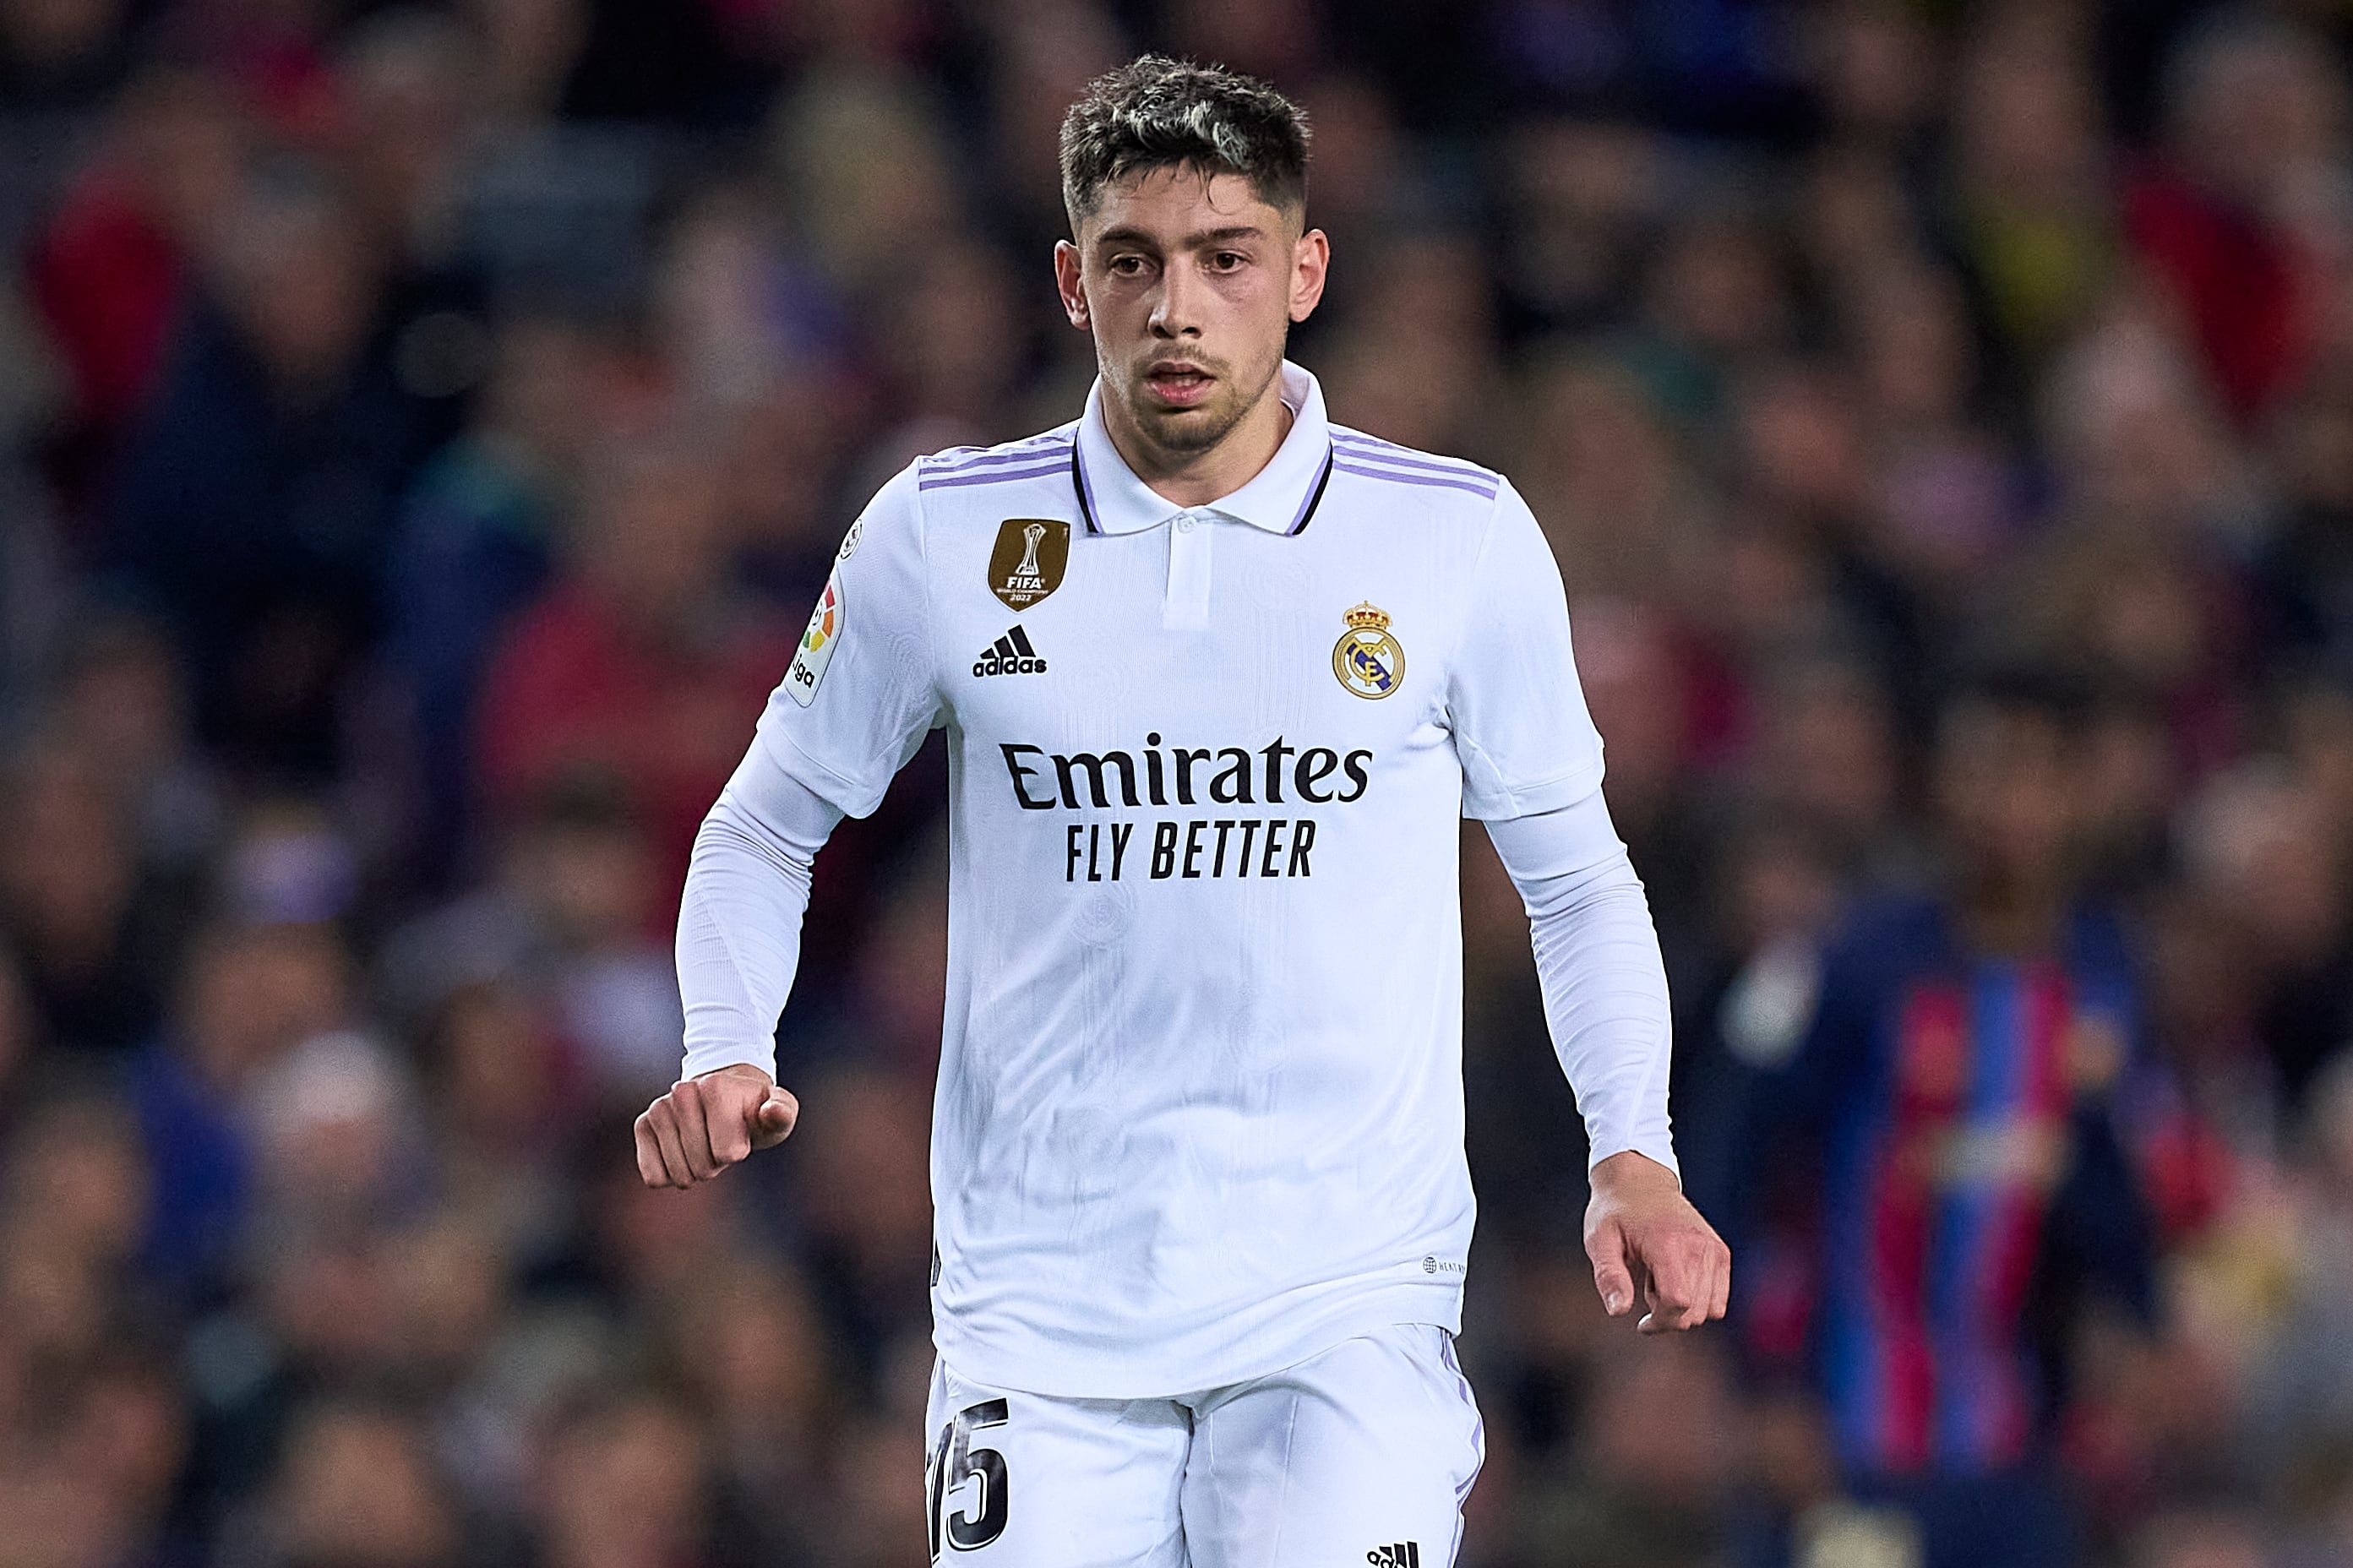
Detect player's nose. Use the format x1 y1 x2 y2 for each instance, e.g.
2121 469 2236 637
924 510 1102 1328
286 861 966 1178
1150 271 1203 336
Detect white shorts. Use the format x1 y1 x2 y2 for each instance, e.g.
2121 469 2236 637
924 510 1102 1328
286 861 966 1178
923 1323 1484 1568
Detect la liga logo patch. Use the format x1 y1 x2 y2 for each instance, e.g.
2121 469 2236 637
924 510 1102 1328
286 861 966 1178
784 573 842 707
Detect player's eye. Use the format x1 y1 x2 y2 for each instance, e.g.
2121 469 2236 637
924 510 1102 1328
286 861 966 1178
1108 254 1151 276
1209 252 1247 272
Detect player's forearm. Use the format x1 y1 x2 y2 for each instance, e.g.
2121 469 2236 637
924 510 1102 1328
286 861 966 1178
676 743 842 1080
1484 793 1677 1177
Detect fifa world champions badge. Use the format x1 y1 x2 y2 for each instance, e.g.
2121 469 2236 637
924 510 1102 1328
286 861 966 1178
989 517 1070 610
1332 602 1404 700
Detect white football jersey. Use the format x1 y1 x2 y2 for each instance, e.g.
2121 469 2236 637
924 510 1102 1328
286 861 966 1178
757 362 1610 1397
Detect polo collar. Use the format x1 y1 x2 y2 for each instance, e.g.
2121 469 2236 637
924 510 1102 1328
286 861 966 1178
1073 359 1336 537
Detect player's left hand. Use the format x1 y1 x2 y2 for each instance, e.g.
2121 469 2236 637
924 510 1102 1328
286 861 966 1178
1584 1150 1729 1334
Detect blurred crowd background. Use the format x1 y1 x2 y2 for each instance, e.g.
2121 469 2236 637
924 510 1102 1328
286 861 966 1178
4 0 2353 1564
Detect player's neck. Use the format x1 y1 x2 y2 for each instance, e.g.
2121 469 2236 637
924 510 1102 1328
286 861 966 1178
1954 870 2068 957
1105 379 1294 510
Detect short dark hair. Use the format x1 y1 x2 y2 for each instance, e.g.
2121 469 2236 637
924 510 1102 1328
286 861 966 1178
1059 55 1310 232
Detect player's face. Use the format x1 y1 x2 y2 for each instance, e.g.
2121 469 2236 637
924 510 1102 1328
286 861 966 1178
1056 166 1328 460
1935 705 2088 890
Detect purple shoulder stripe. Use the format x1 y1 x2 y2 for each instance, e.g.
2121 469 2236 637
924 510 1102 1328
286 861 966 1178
918 460 1072 492
923 437 1075 476
1332 427 1462 458
1331 431 1495 485
1331 460 1499 500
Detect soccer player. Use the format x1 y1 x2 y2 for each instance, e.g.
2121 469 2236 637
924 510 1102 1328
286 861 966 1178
633 55 1728 1564
1735 670 2155 1568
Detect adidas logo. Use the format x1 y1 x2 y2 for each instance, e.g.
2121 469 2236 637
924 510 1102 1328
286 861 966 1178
973 625 1048 678
1367 1546 1420 1568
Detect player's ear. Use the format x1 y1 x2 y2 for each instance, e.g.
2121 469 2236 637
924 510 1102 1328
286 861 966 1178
1288 227 1329 324
1054 240 1090 329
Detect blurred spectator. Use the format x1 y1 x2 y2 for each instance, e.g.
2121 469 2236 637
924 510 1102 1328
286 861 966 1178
789 1066 934 1390
531 1387 712 1568
1745 654 1904 875
0 939 37 1097
248 1396 462 1567
106 161 433 776
1511 1335 1745 1568
657 1257 837 1550
474 433 793 923
25 65 247 516
1494 119 1665 340
973 0 1128 246
1 733 182 1054
1512 351 1707 602
385 308 613 881
765 67 957 304
157 0 340 139
2125 13 2345 427
455 0 584 127
417 980 574 1257
248 1026 428 1233
1941 7 2116 395
0 0 132 111
133 917 351 1304
1319 231 1504 455
2181 760 2353 1117
330 9 496 458
2 1087 152 1373
49 613 227 877
379 770 681 1099
2258 368 2353 668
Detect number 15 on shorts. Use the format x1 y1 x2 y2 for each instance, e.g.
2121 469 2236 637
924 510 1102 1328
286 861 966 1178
928 1399 1010 1556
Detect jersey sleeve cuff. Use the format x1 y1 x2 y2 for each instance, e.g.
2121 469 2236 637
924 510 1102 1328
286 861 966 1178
1586 1135 1680 1182
681 1039 778 1081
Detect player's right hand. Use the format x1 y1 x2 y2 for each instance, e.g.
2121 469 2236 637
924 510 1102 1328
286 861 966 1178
634 1064 798 1189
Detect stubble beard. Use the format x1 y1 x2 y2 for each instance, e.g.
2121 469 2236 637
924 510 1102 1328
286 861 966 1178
1114 349 1283 460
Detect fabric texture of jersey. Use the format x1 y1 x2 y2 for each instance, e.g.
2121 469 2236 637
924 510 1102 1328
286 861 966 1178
741 362 1632 1397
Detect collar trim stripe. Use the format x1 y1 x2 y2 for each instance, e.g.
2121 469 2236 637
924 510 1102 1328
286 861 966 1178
1286 444 1336 536
1071 449 1103 535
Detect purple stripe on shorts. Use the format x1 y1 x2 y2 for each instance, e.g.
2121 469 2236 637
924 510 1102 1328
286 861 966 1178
1331 461 1498 499
918 461 1072 491
925 440 1074 476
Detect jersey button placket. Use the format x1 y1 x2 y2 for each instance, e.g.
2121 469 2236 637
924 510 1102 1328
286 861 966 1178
1164 512 1212 630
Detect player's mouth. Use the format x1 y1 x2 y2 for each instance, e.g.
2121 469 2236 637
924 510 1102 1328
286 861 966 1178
1143 361 1217 409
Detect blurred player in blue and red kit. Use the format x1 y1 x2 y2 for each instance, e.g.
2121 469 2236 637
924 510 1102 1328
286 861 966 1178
1735 669 2157 1568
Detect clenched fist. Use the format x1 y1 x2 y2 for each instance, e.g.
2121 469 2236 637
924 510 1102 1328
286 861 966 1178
634 1064 799 1189
1584 1150 1730 1333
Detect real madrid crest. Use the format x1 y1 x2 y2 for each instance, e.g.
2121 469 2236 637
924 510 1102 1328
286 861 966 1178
1333 602 1404 700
